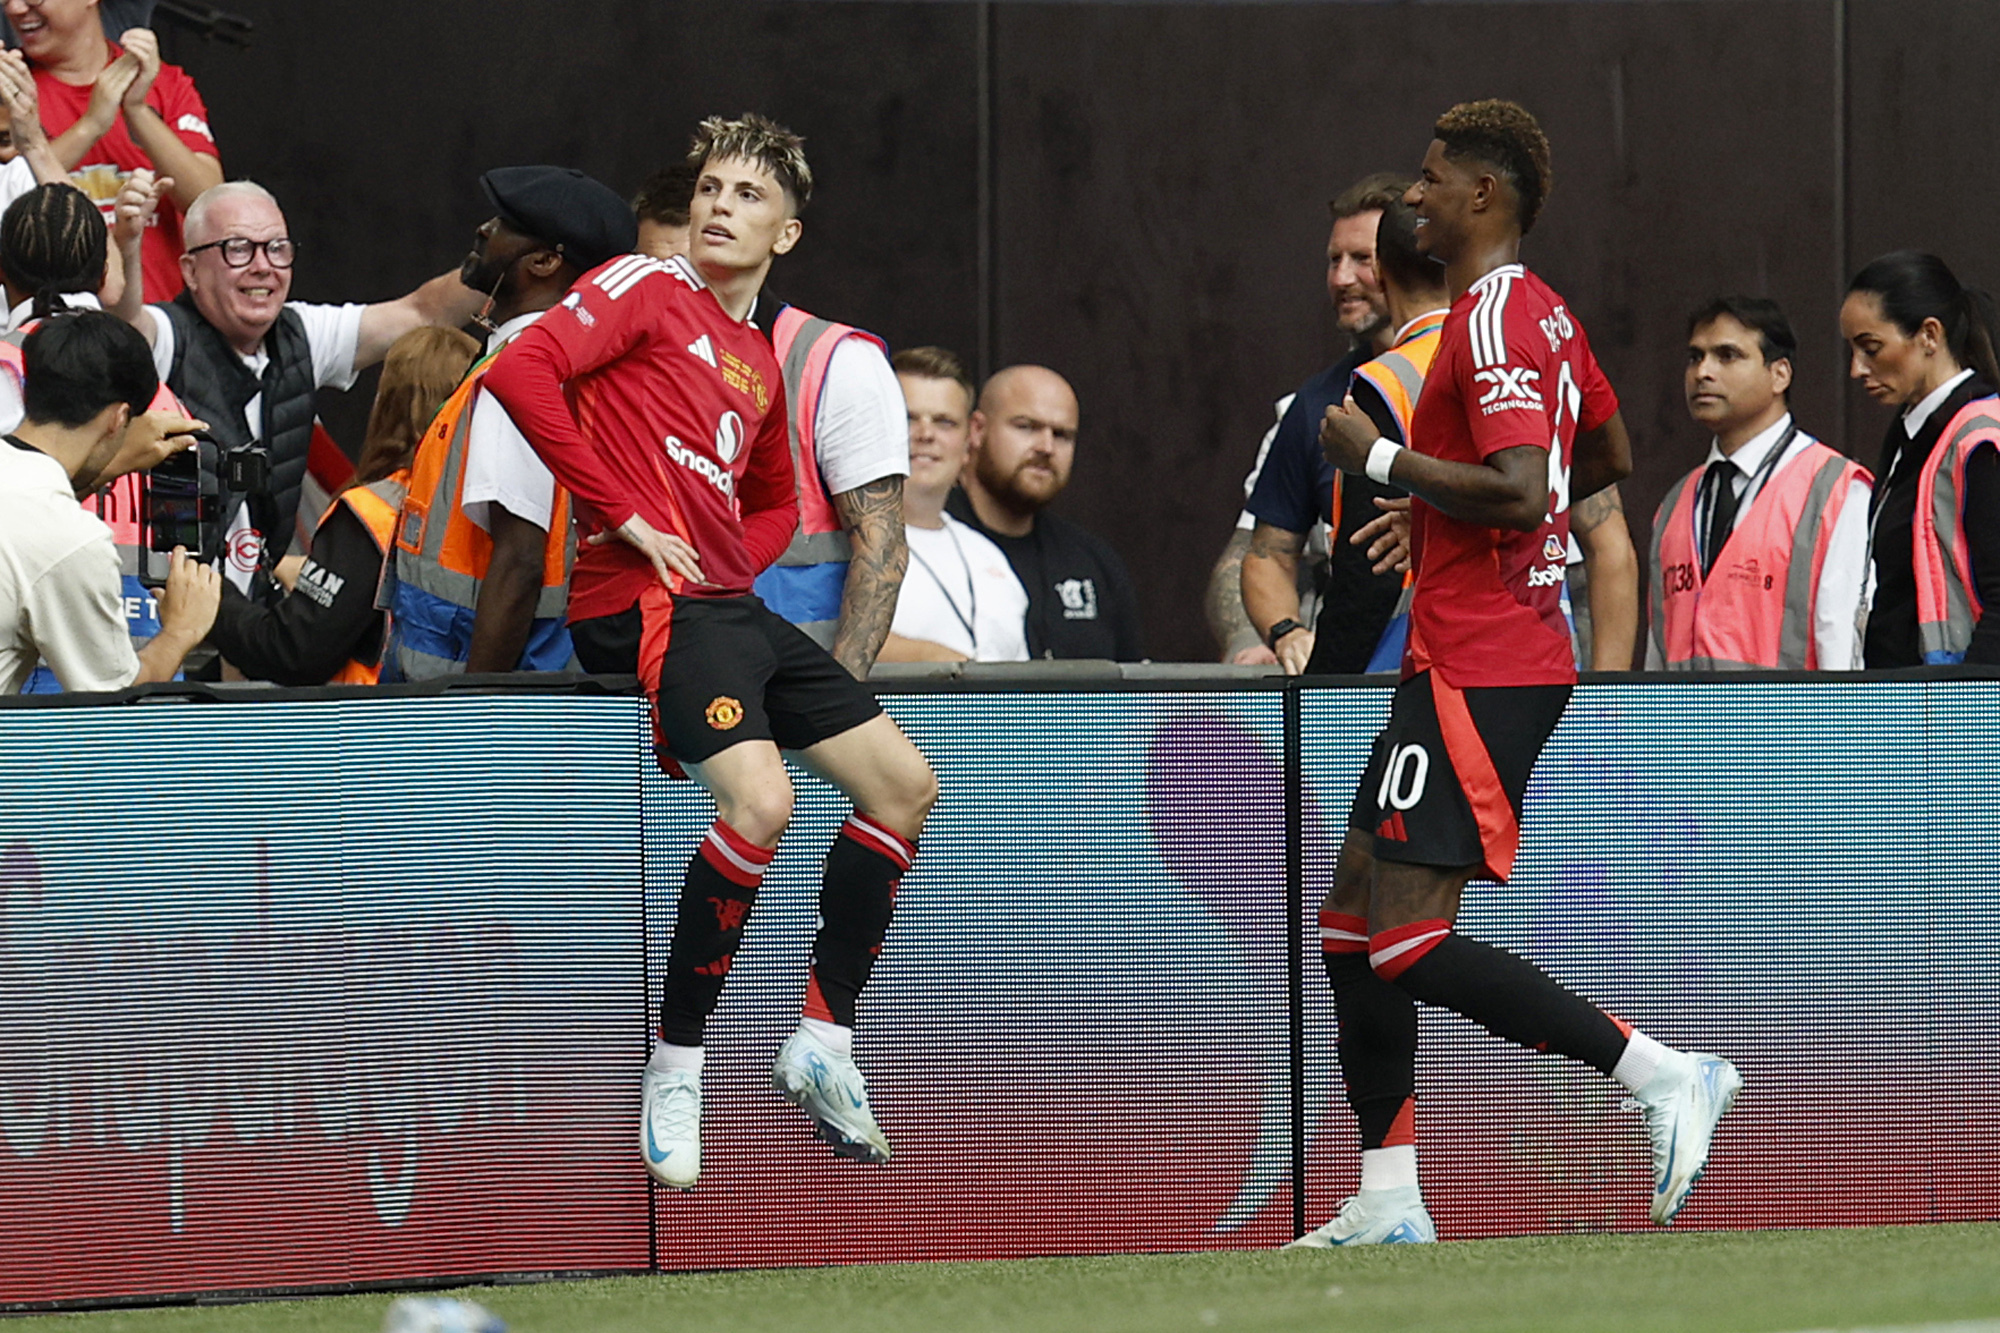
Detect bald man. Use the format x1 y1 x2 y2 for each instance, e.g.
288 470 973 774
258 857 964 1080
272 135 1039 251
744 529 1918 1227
945 364 1143 660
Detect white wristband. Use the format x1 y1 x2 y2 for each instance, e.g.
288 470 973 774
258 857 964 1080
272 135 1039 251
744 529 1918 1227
1365 437 1403 485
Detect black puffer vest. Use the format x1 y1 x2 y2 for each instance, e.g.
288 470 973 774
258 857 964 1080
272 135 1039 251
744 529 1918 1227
161 292 317 562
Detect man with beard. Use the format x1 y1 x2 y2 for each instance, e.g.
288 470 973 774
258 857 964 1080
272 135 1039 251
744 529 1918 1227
1205 173 1409 666
946 364 1142 659
382 165 636 678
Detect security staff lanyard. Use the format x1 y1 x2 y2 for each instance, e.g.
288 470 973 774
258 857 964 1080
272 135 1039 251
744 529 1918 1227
908 522 978 646
1695 420 1797 572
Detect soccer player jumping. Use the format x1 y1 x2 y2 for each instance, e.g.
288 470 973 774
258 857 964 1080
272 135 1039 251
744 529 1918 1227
1299 100 1741 1246
485 115 937 1190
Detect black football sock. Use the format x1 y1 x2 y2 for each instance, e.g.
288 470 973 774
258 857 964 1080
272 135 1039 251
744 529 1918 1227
658 820 772 1047
1321 910 1418 1150
1372 919 1628 1075
802 813 915 1029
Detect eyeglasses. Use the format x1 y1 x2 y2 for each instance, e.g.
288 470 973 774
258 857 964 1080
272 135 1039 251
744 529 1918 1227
186 236 297 269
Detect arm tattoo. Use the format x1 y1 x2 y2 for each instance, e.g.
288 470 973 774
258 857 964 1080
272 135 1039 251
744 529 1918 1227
830 475 908 679
1246 521 1307 562
1571 483 1624 536
1205 529 1260 650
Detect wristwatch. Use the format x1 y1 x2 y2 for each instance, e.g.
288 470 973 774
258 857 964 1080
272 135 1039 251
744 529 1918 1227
1266 617 1305 650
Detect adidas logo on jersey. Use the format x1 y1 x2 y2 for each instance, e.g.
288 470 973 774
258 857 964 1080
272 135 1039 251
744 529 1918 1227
688 334 718 367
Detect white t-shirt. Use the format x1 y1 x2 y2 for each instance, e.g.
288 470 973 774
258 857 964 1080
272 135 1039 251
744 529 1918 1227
0 442 139 693
0 156 37 222
892 514 1029 661
142 299 365 437
813 336 909 495
459 311 556 532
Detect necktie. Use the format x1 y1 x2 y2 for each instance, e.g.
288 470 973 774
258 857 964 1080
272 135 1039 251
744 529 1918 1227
1702 459 1740 579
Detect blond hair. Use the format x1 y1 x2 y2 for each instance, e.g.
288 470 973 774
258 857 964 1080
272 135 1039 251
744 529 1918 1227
688 113 812 212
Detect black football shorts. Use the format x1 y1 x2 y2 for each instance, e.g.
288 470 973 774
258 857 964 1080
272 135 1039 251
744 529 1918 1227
1348 669 1570 882
571 590 883 766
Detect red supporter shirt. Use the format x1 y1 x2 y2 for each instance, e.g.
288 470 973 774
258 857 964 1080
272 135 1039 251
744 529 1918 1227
33 46 218 303
1404 263 1619 688
482 253 798 623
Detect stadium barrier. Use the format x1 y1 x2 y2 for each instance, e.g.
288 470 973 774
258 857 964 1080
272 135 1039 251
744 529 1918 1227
2 670 1995 1310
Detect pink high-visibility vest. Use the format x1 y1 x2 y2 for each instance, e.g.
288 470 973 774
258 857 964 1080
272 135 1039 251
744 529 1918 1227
1649 436 1870 669
1912 395 2000 663
768 305 886 568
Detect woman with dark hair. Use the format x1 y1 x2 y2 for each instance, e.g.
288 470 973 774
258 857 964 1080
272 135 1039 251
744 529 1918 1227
1841 251 2000 666
208 325 478 684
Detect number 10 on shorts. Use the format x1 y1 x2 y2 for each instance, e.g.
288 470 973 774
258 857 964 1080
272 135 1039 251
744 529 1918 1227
1378 743 1431 811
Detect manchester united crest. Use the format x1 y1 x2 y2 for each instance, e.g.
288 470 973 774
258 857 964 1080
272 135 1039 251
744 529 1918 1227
705 696 745 730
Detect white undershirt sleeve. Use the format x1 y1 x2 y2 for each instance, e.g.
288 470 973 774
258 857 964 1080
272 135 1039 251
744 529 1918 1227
811 337 909 497
289 301 368 391
1814 476 1872 670
460 388 557 533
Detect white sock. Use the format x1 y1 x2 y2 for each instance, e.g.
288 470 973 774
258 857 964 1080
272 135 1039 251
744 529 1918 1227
648 1041 704 1076
1612 1029 1693 1097
1359 1144 1418 1193
801 1015 852 1057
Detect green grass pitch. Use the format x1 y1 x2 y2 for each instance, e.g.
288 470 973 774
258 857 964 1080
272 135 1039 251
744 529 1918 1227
11 1225 2000 1333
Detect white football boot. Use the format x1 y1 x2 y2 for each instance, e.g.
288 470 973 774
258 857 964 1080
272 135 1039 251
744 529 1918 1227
1284 1187 1437 1247
1639 1052 1743 1225
640 1068 702 1189
771 1027 892 1164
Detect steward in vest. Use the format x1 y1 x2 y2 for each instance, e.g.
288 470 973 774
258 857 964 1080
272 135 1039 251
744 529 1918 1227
1251 194 1446 676
746 292 910 678
381 166 635 680
210 326 480 686
1650 298 1871 671
1840 251 2000 668
123 179 485 598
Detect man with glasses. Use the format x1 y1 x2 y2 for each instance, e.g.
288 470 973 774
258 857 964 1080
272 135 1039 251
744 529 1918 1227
123 179 482 595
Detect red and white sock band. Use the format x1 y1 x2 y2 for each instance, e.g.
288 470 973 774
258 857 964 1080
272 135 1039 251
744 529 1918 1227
1319 909 1370 955
1368 919 1452 981
698 819 775 888
842 813 916 871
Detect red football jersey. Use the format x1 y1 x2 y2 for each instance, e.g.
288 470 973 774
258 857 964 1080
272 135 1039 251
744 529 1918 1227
482 253 798 623
1404 264 1619 688
33 47 218 303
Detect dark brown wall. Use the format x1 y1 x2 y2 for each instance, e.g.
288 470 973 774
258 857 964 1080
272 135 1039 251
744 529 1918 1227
160 1 2000 661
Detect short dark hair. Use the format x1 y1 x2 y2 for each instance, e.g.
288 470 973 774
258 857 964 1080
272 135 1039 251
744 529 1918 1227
1434 99 1553 234
633 162 700 229
1329 172 1411 223
891 345 974 405
1687 295 1798 367
21 310 159 428
1 184 108 321
1373 199 1438 295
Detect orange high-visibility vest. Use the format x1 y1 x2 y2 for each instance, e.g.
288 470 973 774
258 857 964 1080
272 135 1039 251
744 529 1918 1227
388 347 574 678
324 471 408 685
1649 436 1870 669
1349 310 1445 671
1912 394 2000 663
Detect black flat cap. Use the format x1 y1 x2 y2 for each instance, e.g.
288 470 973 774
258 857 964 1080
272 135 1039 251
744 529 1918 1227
480 165 637 272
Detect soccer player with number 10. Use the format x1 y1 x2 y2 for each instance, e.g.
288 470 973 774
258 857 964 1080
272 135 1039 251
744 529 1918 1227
1304 99 1742 1246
